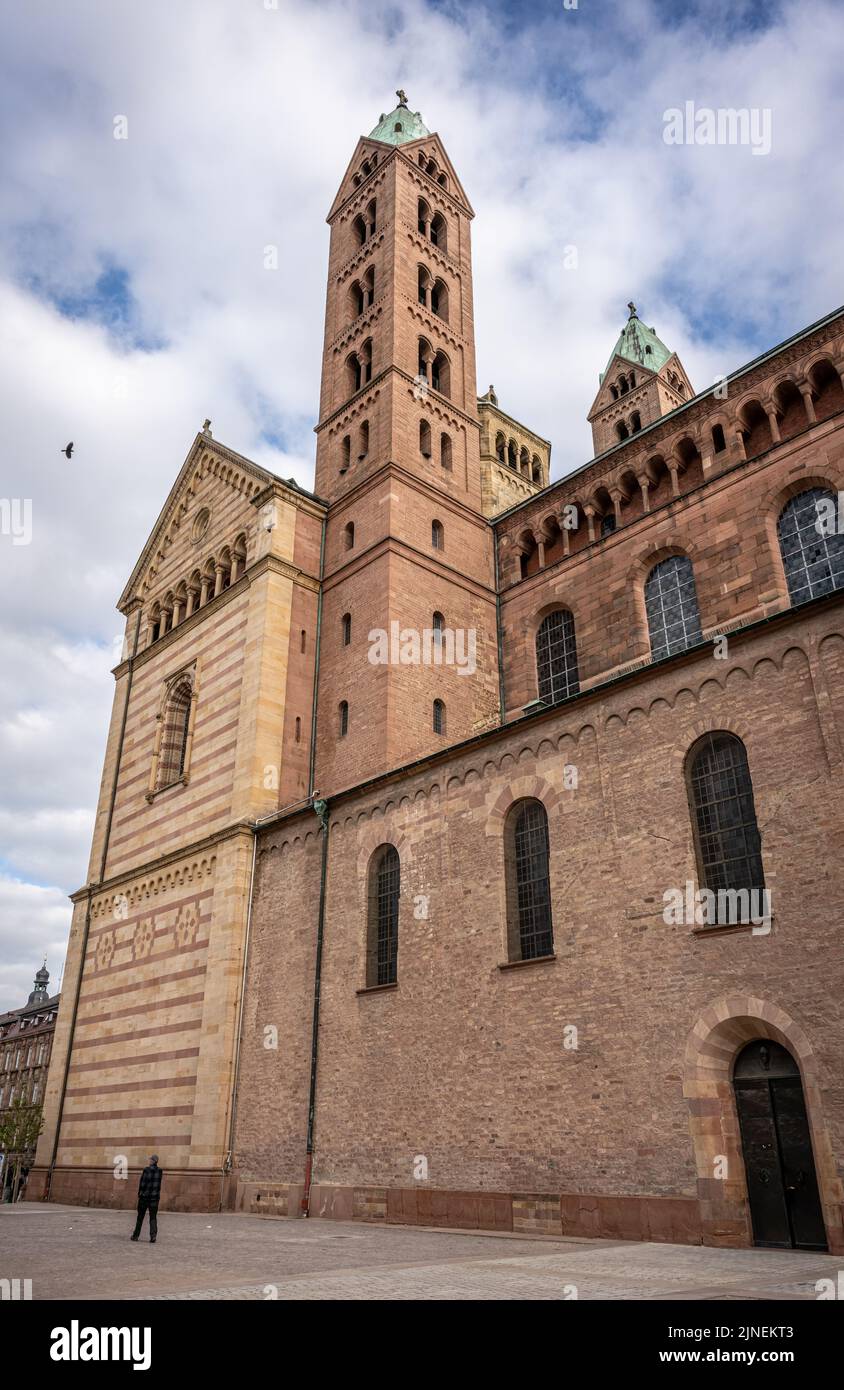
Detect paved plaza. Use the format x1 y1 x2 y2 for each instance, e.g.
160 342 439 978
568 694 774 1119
1 1204 840 1300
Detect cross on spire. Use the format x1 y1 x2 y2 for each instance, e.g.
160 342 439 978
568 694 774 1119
396 88 408 107
627 301 637 318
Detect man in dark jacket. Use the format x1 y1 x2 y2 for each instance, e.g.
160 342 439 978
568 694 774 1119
130 1155 162 1243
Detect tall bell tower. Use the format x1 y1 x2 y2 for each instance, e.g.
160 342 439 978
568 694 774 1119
314 94 499 793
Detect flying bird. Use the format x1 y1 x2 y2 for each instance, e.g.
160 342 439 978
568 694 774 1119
61 442 74 459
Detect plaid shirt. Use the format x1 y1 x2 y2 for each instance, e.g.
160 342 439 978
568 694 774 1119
138 1164 163 1202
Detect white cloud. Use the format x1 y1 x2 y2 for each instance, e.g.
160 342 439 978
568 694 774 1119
0 0 841 1006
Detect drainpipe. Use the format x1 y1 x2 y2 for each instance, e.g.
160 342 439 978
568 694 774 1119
307 515 327 798
45 608 141 1200
301 796 330 1216
221 826 257 1209
493 532 506 723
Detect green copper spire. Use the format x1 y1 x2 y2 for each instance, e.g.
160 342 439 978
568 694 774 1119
600 302 672 381
369 89 430 146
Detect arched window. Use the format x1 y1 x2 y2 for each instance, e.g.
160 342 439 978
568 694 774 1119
158 680 192 788
339 700 349 736
352 214 366 246
295 716 301 743
433 699 446 735
686 733 764 920
341 434 351 472
505 799 553 962
440 432 452 469
417 198 430 236
431 519 444 550
432 610 445 640
495 433 506 463
347 352 362 394
367 845 400 986
430 212 447 250
417 265 430 307
630 411 641 433
616 421 629 442
712 423 727 454
419 418 432 457
645 554 702 659
344 521 355 550
601 512 616 538
777 487 844 605
358 419 369 458
431 279 448 322
342 612 351 646
536 609 580 703
431 351 450 396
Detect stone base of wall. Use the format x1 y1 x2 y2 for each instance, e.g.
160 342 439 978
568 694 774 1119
24 1166 225 1212
304 1186 702 1244
234 1180 305 1218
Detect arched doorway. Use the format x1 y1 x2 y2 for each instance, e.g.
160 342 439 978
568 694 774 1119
733 1040 827 1250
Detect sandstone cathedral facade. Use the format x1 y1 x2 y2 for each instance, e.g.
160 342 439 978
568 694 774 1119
31 96 844 1254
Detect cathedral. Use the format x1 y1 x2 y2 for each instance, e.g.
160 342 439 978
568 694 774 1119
30 95 844 1254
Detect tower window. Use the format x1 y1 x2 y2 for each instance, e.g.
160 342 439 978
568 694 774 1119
431 519 444 550
295 716 301 743
630 411 641 433
352 214 367 246
342 612 351 646
440 433 452 470
431 351 450 397
430 212 447 251
339 701 349 737
712 423 726 454
344 522 355 550
359 419 369 459
600 512 616 537
419 418 432 457
300 629 306 652
431 279 448 322
341 435 351 472
433 699 446 735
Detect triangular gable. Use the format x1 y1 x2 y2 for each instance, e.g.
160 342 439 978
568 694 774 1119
327 133 473 221
588 353 659 419
396 133 474 216
117 433 280 611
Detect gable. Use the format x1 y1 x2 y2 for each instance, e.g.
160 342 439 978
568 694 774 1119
327 133 473 222
588 354 659 419
118 434 278 612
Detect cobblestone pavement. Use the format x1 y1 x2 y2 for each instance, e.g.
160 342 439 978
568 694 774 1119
1 1204 839 1300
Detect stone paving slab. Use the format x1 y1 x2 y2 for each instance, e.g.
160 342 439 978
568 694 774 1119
1 1205 839 1301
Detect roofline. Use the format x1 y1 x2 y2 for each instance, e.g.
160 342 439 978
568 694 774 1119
477 398 552 450
495 301 844 524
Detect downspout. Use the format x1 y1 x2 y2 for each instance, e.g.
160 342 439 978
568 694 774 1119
45 608 141 1200
494 531 506 723
308 514 327 798
301 796 330 1216
221 826 257 1208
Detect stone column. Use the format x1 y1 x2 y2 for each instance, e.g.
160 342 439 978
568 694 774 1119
583 504 597 544
766 407 781 444
214 563 224 598
800 385 817 425
637 474 651 513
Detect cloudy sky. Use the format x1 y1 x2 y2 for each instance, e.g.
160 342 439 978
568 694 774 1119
0 0 841 1010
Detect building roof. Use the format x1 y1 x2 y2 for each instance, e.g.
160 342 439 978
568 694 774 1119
369 92 429 146
601 302 673 381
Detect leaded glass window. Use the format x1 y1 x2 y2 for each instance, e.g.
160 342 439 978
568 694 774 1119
777 487 844 605
645 555 702 659
536 610 580 703
687 733 764 919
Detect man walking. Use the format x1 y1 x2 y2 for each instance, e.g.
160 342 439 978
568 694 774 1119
131 1154 163 1244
